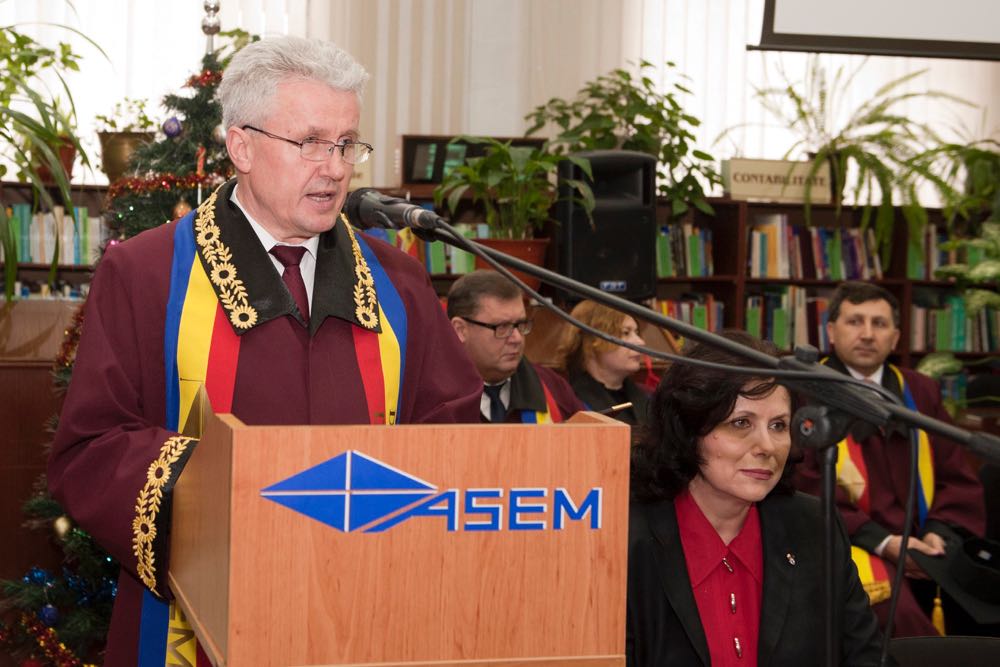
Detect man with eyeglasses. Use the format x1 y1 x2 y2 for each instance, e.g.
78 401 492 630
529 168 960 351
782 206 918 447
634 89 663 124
49 36 481 665
447 271 585 424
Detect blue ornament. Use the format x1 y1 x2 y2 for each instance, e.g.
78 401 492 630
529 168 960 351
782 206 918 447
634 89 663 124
39 603 59 627
27 567 52 585
163 116 183 138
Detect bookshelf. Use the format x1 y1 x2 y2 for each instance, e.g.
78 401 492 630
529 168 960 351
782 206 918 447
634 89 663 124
1 181 108 300
650 198 996 369
654 199 1000 414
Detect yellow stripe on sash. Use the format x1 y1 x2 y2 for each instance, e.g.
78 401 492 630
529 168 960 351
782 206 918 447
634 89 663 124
175 258 216 431
375 303 402 424
166 602 198 665
851 546 891 605
888 365 936 511
916 428 935 510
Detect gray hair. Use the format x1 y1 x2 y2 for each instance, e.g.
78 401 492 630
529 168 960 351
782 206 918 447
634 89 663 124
217 36 369 129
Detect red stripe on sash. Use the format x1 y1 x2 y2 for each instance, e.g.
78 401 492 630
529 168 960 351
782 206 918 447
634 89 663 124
204 303 240 413
541 381 562 422
870 553 890 582
845 434 871 513
352 325 386 424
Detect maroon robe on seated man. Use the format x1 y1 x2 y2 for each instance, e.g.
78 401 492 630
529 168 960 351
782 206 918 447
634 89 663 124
49 180 482 665
796 354 985 637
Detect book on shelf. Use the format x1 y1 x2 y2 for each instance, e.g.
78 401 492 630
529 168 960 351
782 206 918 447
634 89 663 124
2 204 105 267
746 285 831 352
652 293 724 333
655 224 713 278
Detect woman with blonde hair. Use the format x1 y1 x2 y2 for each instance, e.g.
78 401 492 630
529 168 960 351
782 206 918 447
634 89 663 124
555 300 650 425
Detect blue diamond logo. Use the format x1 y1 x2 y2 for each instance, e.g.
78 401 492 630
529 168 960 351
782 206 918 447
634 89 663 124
261 451 437 532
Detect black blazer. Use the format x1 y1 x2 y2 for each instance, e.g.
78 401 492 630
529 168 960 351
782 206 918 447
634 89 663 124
569 369 650 426
627 492 883 666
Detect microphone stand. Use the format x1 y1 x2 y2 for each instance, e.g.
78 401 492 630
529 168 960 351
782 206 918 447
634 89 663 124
365 212 1000 667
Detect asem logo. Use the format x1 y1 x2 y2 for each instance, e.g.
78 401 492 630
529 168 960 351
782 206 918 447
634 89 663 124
260 450 602 533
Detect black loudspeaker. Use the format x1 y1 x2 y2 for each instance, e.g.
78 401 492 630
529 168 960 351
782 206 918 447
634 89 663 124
556 150 658 300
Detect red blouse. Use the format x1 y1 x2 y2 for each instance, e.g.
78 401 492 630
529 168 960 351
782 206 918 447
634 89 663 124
675 489 764 666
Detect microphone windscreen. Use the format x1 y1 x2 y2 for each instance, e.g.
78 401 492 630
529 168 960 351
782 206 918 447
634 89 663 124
343 188 377 228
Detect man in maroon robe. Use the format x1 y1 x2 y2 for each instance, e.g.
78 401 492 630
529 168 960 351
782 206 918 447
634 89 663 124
447 270 585 423
796 281 985 637
49 37 481 666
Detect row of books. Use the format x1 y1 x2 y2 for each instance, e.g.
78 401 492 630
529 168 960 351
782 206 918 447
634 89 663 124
2 204 107 267
650 293 725 333
745 286 831 352
906 224 988 280
748 214 883 281
4 280 91 301
910 299 1000 353
364 223 487 275
655 223 715 278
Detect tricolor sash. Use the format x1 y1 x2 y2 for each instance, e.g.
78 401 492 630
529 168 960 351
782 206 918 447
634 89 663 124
138 214 405 664
518 380 563 424
827 360 936 605
351 232 406 424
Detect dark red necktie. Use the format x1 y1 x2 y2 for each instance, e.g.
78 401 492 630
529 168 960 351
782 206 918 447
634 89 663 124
269 245 309 325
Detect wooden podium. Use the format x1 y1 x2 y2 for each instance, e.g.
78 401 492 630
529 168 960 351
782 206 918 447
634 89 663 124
169 397 629 667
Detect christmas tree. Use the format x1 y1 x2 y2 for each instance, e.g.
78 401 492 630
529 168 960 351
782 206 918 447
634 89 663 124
0 31 253 666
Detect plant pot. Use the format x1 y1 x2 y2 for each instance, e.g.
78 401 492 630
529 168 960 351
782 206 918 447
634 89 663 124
35 139 77 186
474 237 550 291
99 131 154 182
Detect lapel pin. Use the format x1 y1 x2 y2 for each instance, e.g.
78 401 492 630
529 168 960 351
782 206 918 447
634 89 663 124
786 552 796 566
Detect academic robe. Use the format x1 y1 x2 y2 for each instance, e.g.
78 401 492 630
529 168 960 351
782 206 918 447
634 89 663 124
493 358 586 423
48 179 482 666
568 368 650 426
796 355 986 636
627 492 883 666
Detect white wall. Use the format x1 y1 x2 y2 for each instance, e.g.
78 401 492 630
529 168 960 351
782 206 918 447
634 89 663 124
5 0 999 202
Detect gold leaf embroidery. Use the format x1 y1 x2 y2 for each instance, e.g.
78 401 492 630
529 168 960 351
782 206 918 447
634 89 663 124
132 435 195 592
194 187 258 330
341 214 379 330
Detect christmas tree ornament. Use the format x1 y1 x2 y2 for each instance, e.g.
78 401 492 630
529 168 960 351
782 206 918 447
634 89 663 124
19 659 44 667
53 516 72 541
39 604 59 627
27 568 52 585
173 199 193 219
162 116 183 138
212 123 226 145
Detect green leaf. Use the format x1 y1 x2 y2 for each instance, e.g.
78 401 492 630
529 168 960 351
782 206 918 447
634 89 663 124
915 352 963 379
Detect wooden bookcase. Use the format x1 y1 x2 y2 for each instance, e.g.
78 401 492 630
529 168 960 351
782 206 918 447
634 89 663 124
655 197 997 369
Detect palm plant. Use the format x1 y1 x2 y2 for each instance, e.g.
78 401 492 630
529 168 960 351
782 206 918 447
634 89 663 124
434 136 594 241
525 60 720 221
750 55 972 267
0 20 100 298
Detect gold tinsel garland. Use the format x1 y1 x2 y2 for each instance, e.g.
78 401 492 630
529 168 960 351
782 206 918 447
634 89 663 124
14 612 98 667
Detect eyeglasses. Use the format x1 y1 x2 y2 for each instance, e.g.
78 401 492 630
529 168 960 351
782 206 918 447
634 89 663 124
461 316 533 339
242 125 374 165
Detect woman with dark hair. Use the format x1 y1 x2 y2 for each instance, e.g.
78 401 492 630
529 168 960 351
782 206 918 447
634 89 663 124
627 330 882 666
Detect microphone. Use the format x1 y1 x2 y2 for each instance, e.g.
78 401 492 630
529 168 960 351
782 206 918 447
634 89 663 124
344 188 443 231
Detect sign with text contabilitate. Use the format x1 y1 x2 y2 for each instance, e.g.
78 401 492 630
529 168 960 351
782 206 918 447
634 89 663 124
721 158 832 204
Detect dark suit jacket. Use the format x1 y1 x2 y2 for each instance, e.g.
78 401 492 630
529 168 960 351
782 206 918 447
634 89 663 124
569 369 650 426
627 492 883 666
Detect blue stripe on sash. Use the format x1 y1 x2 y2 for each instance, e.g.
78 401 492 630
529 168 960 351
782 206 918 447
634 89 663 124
356 235 408 410
164 214 197 432
137 589 169 666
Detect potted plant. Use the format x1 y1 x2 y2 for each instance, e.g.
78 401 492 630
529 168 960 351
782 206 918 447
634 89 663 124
434 136 594 282
746 55 972 267
524 60 721 221
95 97 156 182
0 21 96 299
